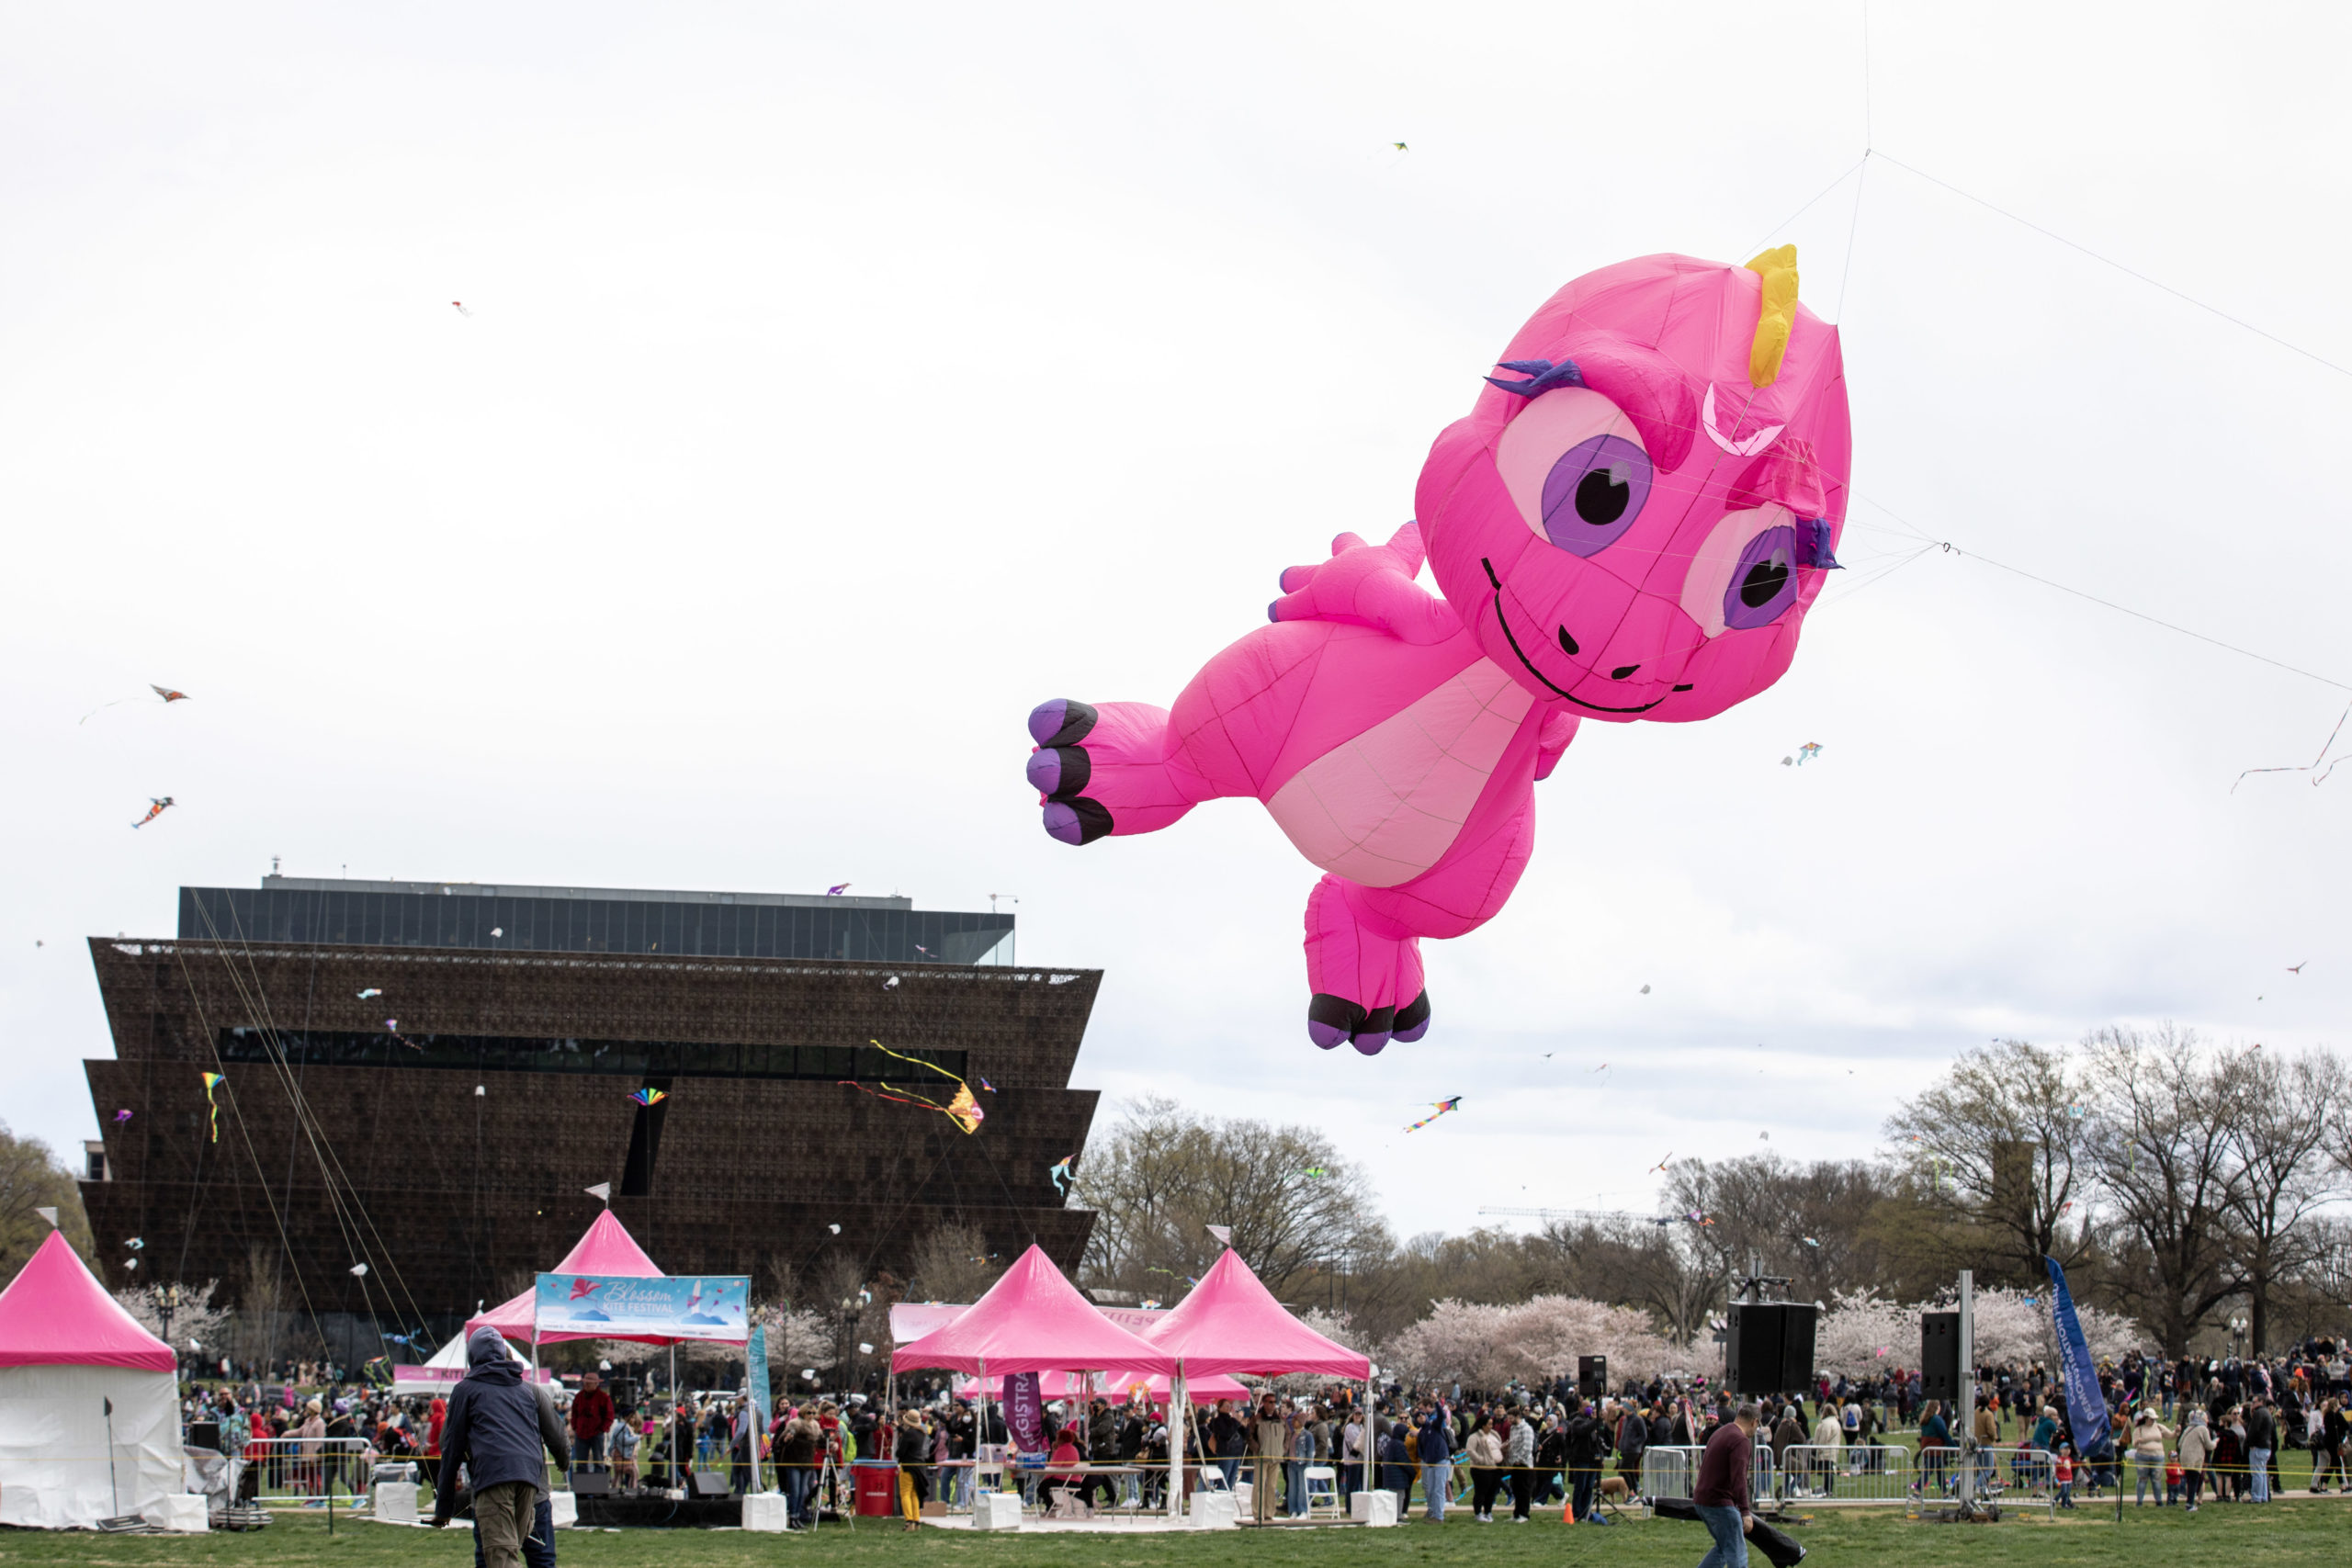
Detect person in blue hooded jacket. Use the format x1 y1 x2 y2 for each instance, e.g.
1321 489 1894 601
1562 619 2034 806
432 1327 571 1568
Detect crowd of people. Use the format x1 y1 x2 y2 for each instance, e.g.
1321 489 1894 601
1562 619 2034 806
173 1332 2352 1546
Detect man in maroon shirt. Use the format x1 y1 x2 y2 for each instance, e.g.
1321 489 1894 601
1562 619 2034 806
570 1371 616 1474
1692 1403 1758 1567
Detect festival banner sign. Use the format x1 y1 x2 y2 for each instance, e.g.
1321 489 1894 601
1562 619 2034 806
746 1313 773 1427
1005 1371 1046 1454
2042 1256 2110 1454
533 1273 751 1343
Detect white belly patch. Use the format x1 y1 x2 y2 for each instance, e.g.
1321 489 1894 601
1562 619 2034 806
1265 660 1534 888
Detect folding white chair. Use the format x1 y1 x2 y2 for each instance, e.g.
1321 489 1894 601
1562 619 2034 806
1303 1465 1340 1519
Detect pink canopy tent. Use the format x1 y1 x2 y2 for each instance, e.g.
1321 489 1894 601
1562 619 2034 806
0 1231 174 1371
464 1209 668 1347
890 1245 1175 1375
1141 1247 1370 1377
953 1369 1250 1404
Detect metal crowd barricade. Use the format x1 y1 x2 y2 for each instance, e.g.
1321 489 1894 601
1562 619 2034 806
1636 1444 1776 1510
1899 1445 2057 1520
236 1437 376 1506
1776 1445 1912 1504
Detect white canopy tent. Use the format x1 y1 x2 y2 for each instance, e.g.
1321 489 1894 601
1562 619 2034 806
0 1232 187 1529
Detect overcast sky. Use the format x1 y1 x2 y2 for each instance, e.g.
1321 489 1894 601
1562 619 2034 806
6 2 2351 1247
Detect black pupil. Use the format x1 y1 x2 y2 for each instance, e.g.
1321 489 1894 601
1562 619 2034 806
1574 467 1629 526
1740 556 1791 608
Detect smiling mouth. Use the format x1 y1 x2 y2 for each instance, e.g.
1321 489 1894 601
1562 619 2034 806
1480 557 1689 714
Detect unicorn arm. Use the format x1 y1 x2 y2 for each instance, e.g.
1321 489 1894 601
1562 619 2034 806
1267 522 1460 646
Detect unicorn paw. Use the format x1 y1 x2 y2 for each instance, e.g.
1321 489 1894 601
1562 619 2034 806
1308 991 1428 1055
1027 699 1114 845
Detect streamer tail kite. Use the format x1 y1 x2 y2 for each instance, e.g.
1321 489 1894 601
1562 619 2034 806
839 1039 986 1134
200 1072 224 1142
1405 1096 1463 1132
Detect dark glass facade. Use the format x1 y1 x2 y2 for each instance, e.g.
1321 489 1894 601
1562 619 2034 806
216 1027 966 1082
179 883 1012 964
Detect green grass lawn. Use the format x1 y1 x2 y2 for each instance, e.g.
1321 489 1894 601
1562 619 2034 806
0 1499 2342 1567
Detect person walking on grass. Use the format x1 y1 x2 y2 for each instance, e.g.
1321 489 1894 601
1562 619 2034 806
1693 1403 1758 1568
430 1327 570 1568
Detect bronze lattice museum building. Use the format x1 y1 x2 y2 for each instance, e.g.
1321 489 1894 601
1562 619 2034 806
80 877 1100 1337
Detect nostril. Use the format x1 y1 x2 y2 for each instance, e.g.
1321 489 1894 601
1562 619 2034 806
1557 627 1580 657
1610 664 1639 681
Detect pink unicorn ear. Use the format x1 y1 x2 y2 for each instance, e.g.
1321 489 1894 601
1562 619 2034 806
1555 332 1698 474
1726 437 1827 518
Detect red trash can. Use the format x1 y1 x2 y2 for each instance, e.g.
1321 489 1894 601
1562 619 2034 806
854 1462 900 1517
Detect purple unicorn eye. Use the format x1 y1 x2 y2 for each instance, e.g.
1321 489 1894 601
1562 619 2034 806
1724 525 1800 628
1537 434 1651 556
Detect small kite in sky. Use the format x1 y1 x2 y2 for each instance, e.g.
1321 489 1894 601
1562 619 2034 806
1639 984 1651 994
451 301 472 316
1796 742 1822 764
350 1262 369 1278
826 884 851 896
113 1109 132 1123
81 685 189 724
126 1237 144 1251
1405 1096 1463 1132
628 1088 667 1107
882 976 900 990
1649 1152 1672 1174
357 988 383 1000
1303 1166 1328 1179
2289 962 2308 974
827 1223 842 1235
978 1077 995 1092
840 1038 985 1134
1758 1130 1770 1140
1049 1156 1074 1194
131 797 175 829
490 927 503 938
1802 1236 1821 1247
200 1071 224 1142
1392 141 1408 151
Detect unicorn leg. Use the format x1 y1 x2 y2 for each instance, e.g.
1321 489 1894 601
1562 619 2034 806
1301 799 1536 1053
1026 700 1201 844
1303 876 1428 1055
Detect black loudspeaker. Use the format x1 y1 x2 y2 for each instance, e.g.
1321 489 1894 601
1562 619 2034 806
1577 1356 1608 1398
187 1421 220 1450
1725 1303 1820 1395
1778 1303 1818 1392
570 1470 613 1495
1920 1312 1962 1402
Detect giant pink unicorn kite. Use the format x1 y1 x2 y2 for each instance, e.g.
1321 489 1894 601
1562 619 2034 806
1027 250 1849 1053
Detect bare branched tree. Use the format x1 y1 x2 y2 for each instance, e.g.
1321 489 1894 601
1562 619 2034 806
2223 1045 2346 1352
1074 1096 1390 1300
2082 1024 2248 1356
1884 1039 2094 1288
0 1122 93 1281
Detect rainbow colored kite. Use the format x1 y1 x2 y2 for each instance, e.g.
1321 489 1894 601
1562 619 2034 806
628 1088 668 1107
200 1072 224 1142
1405 1096 1463 1133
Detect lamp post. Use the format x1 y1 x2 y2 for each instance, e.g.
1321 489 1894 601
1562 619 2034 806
2229 1315 2247 1361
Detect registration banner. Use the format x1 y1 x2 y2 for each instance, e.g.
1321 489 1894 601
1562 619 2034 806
534 1272 751 1343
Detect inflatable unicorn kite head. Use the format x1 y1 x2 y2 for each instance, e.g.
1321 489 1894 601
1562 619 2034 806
1417 248 1850 722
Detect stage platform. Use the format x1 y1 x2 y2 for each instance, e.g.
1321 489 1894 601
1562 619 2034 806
572 1495 743 1529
